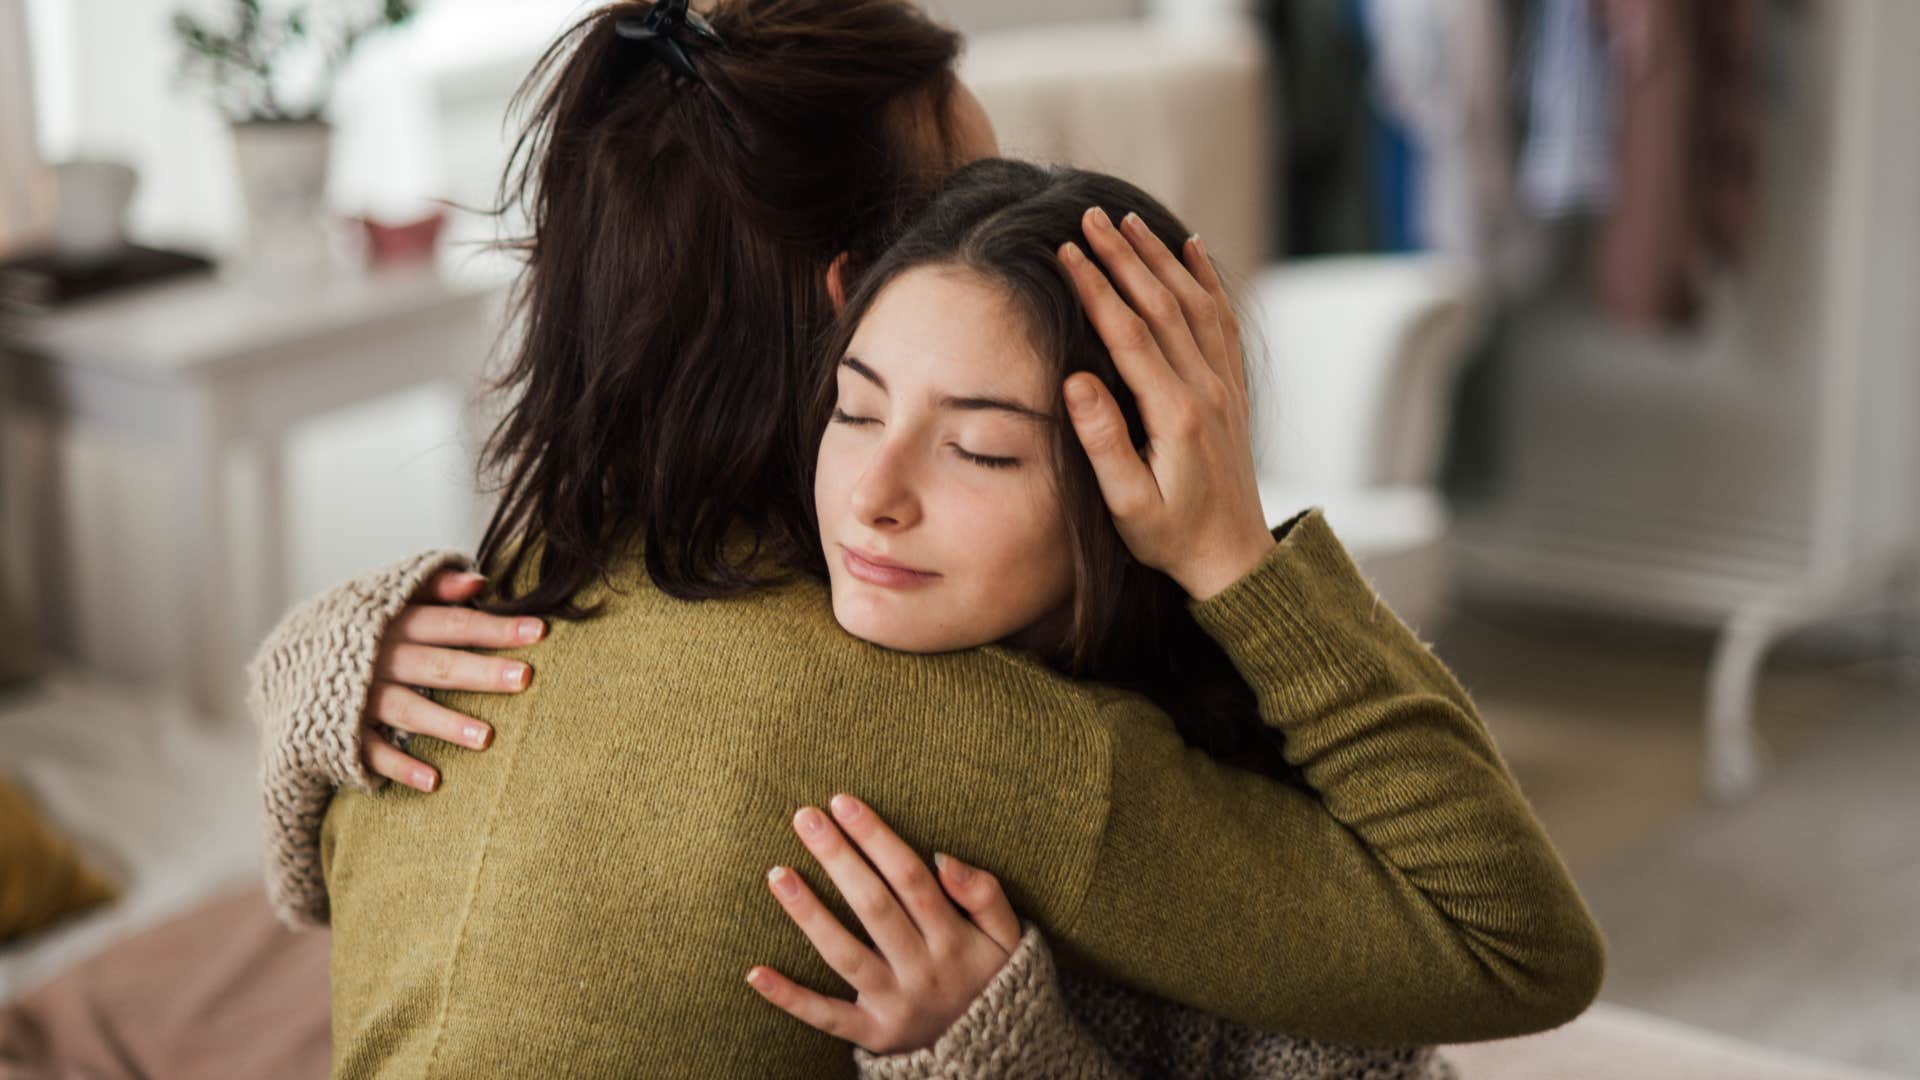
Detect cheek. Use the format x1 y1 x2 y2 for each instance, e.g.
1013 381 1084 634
814 434 855 526
945 475 1074 596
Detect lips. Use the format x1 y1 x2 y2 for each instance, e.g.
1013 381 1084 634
840 545 941 589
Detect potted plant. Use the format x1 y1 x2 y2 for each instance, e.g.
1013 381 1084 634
172 0 417 270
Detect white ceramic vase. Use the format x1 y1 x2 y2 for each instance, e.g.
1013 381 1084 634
229 119 334 276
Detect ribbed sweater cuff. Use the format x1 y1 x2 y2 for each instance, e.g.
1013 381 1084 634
247 548 471 926
1187 507 1392 708
854 922 1118 1079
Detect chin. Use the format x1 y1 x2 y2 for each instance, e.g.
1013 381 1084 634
829 581 970 654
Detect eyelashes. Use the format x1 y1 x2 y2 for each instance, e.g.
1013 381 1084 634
830 407 878 427
955 449 1019 470
829 409 1021 470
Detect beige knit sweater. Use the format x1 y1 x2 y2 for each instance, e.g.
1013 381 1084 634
248 549 1457 1079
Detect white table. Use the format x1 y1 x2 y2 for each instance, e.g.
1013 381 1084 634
0 262 504 721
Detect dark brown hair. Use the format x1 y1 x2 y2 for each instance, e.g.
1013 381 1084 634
806 159 1284 769
473 0 965 617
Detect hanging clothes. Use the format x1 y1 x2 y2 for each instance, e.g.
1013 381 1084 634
1593 0 1764 331
1361 0 1538 283
1520 0 1617 217
1256 0 1377 256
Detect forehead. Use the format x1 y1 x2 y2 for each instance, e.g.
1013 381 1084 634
848 266 1049 396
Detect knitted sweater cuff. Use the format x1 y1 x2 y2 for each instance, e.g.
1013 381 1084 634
246 548 472 926
853 922 1124 1080
1187 506 1396 707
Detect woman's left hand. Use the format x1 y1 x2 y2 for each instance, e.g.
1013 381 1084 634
746 794 1023 1055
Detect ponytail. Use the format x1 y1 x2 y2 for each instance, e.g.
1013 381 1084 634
471 0 963 618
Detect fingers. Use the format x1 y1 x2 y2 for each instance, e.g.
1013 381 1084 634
1077 207 1212 387
416 568 487 604
379 642 531 695
1181 235 1247 401
367 682 492 751
364 730 438 793
763 860 893 995
744 964 871 1045
1113 212 1228 385
791 806 927 970
389 601 544 650
826 795 963 947
932 853 1022 954
1058 240 1186 427
1063 374 1161 522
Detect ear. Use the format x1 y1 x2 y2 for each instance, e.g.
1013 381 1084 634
826 252 852 316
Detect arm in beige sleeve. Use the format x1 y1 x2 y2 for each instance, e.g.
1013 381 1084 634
853 923 1132 1080
1054 509 1606 1047
245 548 470 926
853 920 1450 1079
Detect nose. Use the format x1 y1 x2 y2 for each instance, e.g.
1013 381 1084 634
849 437 922 531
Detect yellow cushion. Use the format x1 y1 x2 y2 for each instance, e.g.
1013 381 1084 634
0 775 118 942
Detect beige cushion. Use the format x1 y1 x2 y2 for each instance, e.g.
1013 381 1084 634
0 775 118 944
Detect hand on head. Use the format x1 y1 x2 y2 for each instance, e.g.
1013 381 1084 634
1057 208 1276 601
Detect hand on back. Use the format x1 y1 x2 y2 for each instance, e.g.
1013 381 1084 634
360 569 544 791
747 794 1023 1056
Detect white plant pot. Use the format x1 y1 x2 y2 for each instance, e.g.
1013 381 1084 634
229 119 334 276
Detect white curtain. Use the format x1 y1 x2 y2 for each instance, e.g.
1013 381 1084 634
0 0 52 255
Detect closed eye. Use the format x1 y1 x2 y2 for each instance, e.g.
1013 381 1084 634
954 446 1020 470
831 407 880 427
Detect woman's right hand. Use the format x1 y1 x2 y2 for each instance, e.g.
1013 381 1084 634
1056 208 1277 602
363 568 546 792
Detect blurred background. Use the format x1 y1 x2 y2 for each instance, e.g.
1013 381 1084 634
1 1 1915 1076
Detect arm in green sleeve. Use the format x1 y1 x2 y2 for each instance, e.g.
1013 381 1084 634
1053 509 1605 1046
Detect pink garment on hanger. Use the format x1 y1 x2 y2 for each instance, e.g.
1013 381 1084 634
1594 0 1762 332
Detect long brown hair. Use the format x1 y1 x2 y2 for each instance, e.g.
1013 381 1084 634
806 159 1284 769
474 0 965 617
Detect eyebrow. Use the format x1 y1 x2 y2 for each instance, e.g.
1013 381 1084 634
841 355 1052 423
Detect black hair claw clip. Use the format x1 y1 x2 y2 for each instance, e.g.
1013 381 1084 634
615 0 727 83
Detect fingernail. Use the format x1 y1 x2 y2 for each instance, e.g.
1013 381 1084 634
502 663 529 690
829 794 863 821
1122 211 1146 235
414 768 437 792
1059 241 1085 267
464 723 491 749
1189 233 1207 258
936 852 972 884
1064 378 1096 415
517 618 544 643
1088 206 1112 230
767 866 801 899
459 572 487 587
795 807 826 837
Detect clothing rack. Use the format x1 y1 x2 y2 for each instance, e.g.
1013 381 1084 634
1453 0 1919 800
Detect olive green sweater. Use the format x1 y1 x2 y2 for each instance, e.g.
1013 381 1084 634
319 510 1602 1077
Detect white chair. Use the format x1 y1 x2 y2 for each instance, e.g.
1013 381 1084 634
1247 254 1486 634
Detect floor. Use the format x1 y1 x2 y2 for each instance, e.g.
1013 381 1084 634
1434 603 1920 1078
